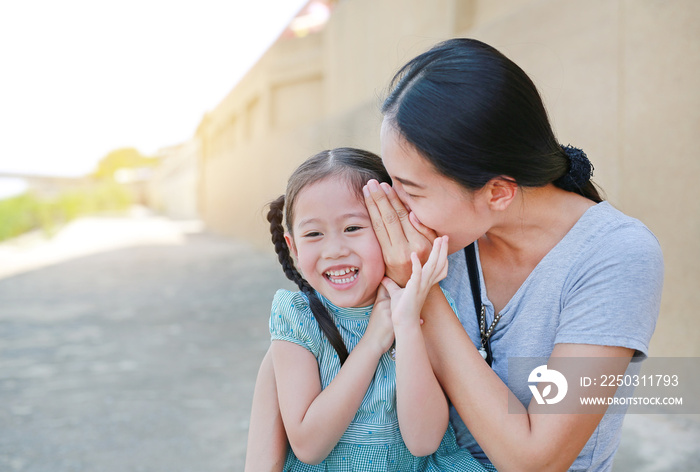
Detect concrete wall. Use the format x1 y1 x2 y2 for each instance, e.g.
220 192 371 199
197 0 699 356
148 140 200 219
459 0 700 356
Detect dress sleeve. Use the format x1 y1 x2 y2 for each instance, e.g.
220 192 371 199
269 289 323 358
555 223 664 359
441 287 460 317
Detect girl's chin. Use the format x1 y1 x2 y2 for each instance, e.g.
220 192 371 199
318 275 377 307
322 290 374 308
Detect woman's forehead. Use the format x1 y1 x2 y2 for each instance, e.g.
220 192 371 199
380 124 437 184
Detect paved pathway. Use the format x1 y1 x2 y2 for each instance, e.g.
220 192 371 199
0 212 697 471
0 212 293 471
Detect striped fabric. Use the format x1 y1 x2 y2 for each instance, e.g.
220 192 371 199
270 289 496 471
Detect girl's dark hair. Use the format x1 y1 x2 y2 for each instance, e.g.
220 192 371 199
382 38 602 202
266 147 391 365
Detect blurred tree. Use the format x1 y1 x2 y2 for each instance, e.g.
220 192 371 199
92 147 159 180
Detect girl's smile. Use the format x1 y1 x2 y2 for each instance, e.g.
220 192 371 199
285 176 385 308
324 266 359 285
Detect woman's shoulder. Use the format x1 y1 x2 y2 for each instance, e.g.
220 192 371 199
583 201 658 242
555 203 664 359
570 201 662 263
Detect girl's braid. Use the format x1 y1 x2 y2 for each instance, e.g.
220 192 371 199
267 196 308 289
267 195 349 364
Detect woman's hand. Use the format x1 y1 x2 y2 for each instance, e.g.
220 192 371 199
363 179 437 286
382 235 449 327
363 284 395 353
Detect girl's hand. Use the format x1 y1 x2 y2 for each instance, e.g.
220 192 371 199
363 180 437 287
382 235 449 327
364 284 395 353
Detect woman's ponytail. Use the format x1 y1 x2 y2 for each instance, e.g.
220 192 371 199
553 145 602 202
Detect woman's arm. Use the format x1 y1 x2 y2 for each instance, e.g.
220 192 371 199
382 237 451 456
271 297 394 465
421 286 633 472
244 349 287 472
364 186 637 471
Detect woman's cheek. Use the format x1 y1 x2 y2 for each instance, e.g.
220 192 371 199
412 206 438 232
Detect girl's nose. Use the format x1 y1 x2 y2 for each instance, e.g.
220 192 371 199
322 236 350 259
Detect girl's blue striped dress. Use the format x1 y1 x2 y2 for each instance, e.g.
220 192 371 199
269 289 496 472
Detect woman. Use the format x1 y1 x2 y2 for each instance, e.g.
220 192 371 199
246 38 663 471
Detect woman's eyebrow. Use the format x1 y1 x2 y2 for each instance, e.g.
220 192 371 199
394 176 425 189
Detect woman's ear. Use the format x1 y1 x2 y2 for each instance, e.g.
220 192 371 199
485 177 518 211
284 233 298 258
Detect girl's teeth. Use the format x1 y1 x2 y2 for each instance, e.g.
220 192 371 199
326 268 357 276
327 271 359 284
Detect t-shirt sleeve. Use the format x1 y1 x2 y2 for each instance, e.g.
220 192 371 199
269 289 323 357
555 223 664 359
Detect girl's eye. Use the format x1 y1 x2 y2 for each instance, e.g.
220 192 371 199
303 231 321 238
345 226 363 233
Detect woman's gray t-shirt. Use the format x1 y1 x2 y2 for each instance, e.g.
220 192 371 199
441 201 663 471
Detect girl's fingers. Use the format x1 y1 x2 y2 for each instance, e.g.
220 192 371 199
404 252 422 290
380 276 401 296
375 283 390 302
437 235 449 280
435 235 449 279
421 237 442 282
423 236 449 287
410 251 422 278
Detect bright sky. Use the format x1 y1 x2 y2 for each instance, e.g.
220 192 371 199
0 0 308 188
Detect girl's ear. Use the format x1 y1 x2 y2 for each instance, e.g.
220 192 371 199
484 176 518 211
284 233 298 258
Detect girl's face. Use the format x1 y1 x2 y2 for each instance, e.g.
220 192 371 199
380 119 492 253
286 176 385 308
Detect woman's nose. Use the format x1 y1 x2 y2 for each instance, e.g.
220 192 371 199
392 184 411 211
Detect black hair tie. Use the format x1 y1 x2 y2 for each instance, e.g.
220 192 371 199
556 144 594 191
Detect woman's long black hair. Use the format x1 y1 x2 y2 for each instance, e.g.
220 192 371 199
382 38 602 202
267 148 391 364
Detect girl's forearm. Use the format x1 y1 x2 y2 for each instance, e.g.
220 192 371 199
394 322 449 457
274 339 385 464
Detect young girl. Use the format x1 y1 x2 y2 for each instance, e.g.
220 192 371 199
260 147 494 471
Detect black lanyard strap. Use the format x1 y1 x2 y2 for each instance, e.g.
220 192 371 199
464 243 493 366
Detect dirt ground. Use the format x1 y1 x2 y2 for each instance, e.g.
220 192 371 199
0 211 697 471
